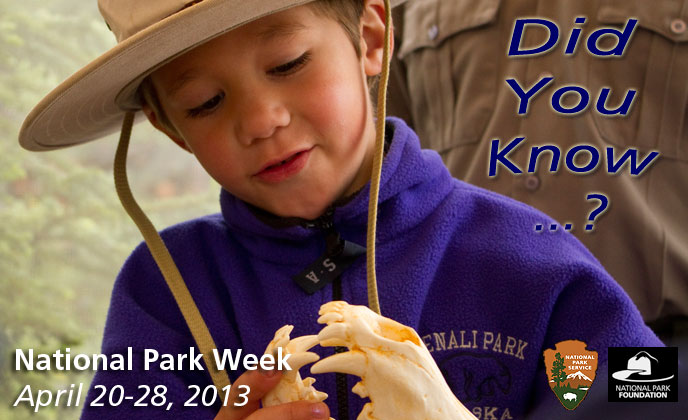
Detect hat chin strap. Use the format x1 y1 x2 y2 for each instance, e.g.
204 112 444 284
113 0 392 391
366 0 392 316
114 111 231 390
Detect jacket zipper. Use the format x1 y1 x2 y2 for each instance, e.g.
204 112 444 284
301 209 349 419
332 272 349 420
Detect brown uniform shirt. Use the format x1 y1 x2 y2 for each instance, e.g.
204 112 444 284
389 0 688 322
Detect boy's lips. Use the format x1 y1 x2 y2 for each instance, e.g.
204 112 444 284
254 147 314 183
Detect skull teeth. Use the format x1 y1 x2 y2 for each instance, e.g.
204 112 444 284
311 351 366 377
287 334 319 353
317 323 349 347
318 311 344 324
287 352 321 372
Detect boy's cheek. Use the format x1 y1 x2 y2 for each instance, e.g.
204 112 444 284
302 75 369 130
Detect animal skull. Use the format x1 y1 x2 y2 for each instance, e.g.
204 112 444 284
260 303 476 420
311 301 477 420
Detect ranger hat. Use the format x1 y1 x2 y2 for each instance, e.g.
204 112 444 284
19 0 405 151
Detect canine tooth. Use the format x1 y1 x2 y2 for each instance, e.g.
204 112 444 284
311 351 366 376
287 334 319 353
286 352 320 371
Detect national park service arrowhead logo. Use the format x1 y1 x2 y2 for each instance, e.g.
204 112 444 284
543 340 598 410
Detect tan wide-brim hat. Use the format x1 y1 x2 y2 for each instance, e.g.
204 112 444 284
19 0 406 151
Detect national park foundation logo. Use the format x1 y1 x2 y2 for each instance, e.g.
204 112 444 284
608 347 678 402
543 340 598 410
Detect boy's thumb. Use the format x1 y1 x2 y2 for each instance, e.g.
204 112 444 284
247 401 330 420
215 369 282 418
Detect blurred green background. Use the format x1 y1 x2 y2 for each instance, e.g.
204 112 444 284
1 1 219 418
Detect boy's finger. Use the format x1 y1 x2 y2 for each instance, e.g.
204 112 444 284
215 369 282 419
246 401 330 420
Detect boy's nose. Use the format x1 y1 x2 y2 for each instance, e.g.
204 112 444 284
235 94 291 145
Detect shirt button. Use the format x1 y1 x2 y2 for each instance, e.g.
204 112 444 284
428 24 439 41
524 175 540 191
670 19 687 35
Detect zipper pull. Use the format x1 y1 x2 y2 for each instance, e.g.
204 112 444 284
292 228 365 295
301 207 335 230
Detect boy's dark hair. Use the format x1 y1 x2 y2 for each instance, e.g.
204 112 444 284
140 0 366 135
311 0 365 56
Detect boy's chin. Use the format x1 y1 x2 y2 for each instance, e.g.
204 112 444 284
256 200 331 222
276 206 329 221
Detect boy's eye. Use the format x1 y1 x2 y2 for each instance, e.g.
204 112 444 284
268 52 310 76
187 92 225 118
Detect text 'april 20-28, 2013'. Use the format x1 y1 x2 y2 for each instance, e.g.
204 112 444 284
12 347 292 412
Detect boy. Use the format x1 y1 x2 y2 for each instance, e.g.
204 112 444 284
19 0 661 419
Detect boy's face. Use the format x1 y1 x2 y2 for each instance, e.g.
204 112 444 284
145 2 386 220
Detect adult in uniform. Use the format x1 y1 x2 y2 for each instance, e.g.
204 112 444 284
389 0 688 338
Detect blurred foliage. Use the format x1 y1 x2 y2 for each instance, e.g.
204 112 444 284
1 1 218 419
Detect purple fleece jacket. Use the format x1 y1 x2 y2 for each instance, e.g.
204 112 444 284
81 118 660 419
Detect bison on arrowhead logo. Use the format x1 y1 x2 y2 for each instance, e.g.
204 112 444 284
543 340 598 410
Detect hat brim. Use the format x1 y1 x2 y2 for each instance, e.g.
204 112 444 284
20 0 407 151
612 369 675 382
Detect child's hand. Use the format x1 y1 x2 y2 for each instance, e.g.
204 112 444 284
213 369 330 420
311 301 477 420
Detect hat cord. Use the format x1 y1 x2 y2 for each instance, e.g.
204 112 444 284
112 0 392 392
114 111 231 390
365 0 391 316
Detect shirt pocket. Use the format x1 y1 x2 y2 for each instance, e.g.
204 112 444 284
589 0 688 161
397 0 501 152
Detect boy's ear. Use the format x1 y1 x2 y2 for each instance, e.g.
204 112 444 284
141 103 193 153
360 0 391 77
